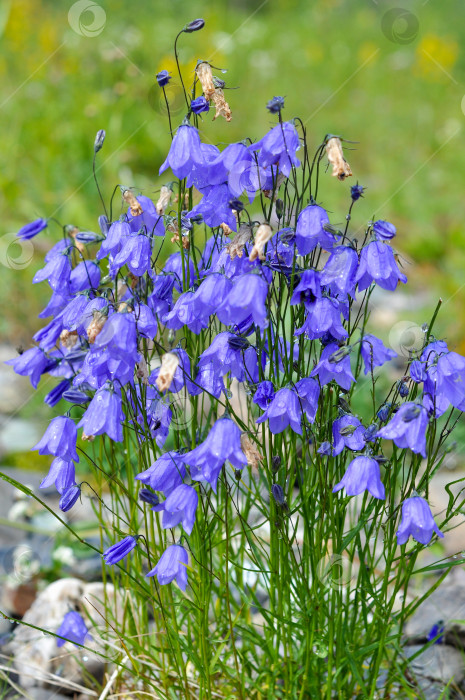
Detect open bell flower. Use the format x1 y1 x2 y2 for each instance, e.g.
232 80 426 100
396 496 444 546
333 456 385 500
56 611 89 648
33 415 79 462
146 544 189 591
377 402 429 458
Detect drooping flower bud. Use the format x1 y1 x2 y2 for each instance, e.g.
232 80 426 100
249 223 274 262
94 129 106 153
325 137 353 181
156 185 173 215
139 489 160 506
59 484 81 512
156 70 171 87
271 455 281 473
266 96 285 114
121 188 143 216
156 352 180 393
184 18 205 33
191 95 210 114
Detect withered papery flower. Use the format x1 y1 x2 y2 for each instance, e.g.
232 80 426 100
249 223 274 262
220 222 234 236
156 352 180 392
87 311 107 344
227 223 253 260
196 61 216 100
211 89 232 122
60 329 78 349
122 189 143 216
68 226 85 255
156 185 172 215
240 433 263 469
136 356 150 385
325 137 353 181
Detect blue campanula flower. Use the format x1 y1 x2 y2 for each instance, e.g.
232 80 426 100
59 484 81 512
61 294 91 331
256 387 303 435
33 251 72 291
6 347 55 389
396 496 444 545
153 484 198 535
127 195 165 237
333 456 385 499
77 384 124 442
186 143 221 190
217 273 269 330
159 123 204 180
191 273 233 324
187 183 237 231
96 221 131 260
290 269 322 306
136 451 187 497
318 441 332 456
113 232 152 276
40 457 76 494
92 312 139 363
294 378 320 424
332 414 366 456
350 184 364 201
184 418 247 493
39 288 71 319
377 403 429 458
133 302 157 339
410 360 426 383
17 218 48 240
427 623 445 644
436 351 465 411
249 121 300 177
56 611 89 648
191 95 210 114
310 343 355 391
267 96 285 113
33 316 64 351
192 364 226 399
295 205 336 255
295 297 348 341
164 292 206 334
320 246 358 297
70 261 101 293
356 241 407 292
103 535 138 565
33 416 79 462
148 274 175 321
373 220 396 241
44 237 72 262
198 332 259 383
253 380 275 409
360 334 397 375
146 544 189 591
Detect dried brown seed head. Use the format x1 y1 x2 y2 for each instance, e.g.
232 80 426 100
325 137 353 181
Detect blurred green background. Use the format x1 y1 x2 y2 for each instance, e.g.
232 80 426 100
1 0 464 385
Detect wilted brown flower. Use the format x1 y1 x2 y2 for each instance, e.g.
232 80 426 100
325 137 353 181
156 185 172 215
241 433 263 469
262 173 286 199
87 311 107 344
156 352 180 392
212 89 232 122
59 330 78 349
136 356 150 385
249 223 274 262
122 189 143 216
220 222 234 236
196 61 216 100
227 223 253 260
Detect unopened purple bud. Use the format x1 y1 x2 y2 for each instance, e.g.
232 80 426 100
228 336 250 350
103 536 138 565
229 198 244 212
275 199 284 219
373 454 388 463
59 484 81 512
350 183 365 201
62 389 90 405
318 441 332 456
94 130 106 153
363 424 378 442
75 231 102 243
191 96 210 114
213 76 226 89
377 403 392 422
338 396 351 413
99 215 110 236
271 456 281 473
397 380 409 398
156 70 171 87
266 96 285 114
271 483 286 506
373 220 396 241
184 18 205 33
139 489 159 506
17 218 48 240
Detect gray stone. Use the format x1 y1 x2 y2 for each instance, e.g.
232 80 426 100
405 643 465 689
404 584 465 648
0 345 33 415
0 417 42 456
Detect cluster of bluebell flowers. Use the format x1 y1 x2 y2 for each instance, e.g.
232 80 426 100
9 47 462 603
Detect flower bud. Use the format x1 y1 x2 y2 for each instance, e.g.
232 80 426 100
191 95 210 114
228 336 250 350
249 223 274 262
266 96 284 114
275 199 284 219
94 129 106 153
184 18 205 33
156 70 171 87
156 352 180 393
377 403 392 423
271 455 281 473
59 484 81 512
271 483 285 505
99 215 110 236
139 489 159 506
75 231 102 243
63 389 90 405
325 136 353 181
351 183 364 201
